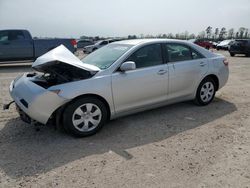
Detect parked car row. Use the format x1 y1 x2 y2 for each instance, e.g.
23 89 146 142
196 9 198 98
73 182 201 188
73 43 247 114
76 39 94 48
83 39 121 53
189 38 250 57
215 39 250 57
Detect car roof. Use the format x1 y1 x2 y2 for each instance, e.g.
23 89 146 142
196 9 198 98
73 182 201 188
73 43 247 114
114 38 219 58
114 39 191 46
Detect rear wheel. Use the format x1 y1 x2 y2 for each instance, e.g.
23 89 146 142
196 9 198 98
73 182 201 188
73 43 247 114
63 97 108 137
230 52 235 57
194 77 216 106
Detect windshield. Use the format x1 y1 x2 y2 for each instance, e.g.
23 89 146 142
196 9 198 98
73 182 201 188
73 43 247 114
81 43 132 69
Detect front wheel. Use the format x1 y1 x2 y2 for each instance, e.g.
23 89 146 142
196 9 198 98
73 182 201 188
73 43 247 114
63 97 108 137
194 78 216 106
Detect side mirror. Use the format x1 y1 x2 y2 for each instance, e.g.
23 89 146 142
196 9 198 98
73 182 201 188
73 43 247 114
120 61 136 72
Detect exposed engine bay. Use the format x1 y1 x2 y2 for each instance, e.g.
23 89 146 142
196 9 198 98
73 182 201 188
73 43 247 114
31 61 96 88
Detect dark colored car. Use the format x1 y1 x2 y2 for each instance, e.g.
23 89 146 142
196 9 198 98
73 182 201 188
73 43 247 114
0 29 77 62
229 39 250 57
77 39 94 48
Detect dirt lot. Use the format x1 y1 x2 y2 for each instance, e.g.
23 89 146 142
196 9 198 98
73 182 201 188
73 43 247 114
0 50 250 188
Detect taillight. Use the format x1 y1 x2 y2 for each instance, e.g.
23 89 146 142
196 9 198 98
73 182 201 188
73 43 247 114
223 59 229 66
71 39 77 48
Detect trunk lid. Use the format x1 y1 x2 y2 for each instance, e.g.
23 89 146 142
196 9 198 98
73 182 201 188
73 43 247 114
32 45 100 72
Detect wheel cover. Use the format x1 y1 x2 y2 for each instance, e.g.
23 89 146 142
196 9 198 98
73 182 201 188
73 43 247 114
72 103 102 132
200 81 215 103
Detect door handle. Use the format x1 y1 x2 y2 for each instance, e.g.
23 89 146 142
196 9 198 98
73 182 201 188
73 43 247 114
200 62 206 67
157 69 168 75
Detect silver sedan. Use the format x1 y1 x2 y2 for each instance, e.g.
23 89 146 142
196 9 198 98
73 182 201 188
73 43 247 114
8 39 229 137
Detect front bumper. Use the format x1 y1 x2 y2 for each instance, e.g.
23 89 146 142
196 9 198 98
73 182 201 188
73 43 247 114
9 74 69 124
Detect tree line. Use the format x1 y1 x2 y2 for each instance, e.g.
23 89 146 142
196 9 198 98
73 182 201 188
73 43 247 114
80 26 250 41
129 27 250 41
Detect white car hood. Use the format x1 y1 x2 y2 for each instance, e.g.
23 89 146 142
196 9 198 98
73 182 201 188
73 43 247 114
32 45 100 72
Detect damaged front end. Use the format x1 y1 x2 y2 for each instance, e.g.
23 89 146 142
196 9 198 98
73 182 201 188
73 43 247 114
31 44 100 88
31 61 97 89
7 45 100 125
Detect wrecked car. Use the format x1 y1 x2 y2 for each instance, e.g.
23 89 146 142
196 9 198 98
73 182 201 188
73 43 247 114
6 39 229 137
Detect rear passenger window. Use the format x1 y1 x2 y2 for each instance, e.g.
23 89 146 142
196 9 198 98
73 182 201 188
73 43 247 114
166 44 192 62
191 50 204 59
126 44 163 68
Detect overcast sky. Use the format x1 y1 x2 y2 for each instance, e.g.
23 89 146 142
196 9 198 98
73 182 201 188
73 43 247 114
0 0 250 38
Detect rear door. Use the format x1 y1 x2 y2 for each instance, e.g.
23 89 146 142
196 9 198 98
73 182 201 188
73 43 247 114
165 43 208 99
112 43 168 114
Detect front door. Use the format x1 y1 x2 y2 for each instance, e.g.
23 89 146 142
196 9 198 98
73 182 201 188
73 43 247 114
112 44 169 114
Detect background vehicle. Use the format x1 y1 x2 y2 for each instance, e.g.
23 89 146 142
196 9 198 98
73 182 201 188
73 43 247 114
229 39 250 57
216 40 234 50
8 39 229 137
0 29 77 62
189 39 213 49
77 39 94 48
83 39 117 53
212 41 219 48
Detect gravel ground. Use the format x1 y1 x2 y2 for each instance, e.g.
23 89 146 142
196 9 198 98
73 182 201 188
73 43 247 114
0 50 250 188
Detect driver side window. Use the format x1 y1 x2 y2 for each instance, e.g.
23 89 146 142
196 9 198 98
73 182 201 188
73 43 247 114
126 44 163 69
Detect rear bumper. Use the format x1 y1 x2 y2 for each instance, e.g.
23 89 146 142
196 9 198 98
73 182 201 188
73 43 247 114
9 74 69 124
218 66 229 90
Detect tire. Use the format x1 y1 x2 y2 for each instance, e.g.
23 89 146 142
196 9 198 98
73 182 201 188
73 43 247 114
63 97 108 137
205 46 210 50
92 48 97 52
230 52 235 57
194 77 216 106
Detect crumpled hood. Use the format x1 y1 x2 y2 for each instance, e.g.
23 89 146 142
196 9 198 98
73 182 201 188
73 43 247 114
32 45 100 72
